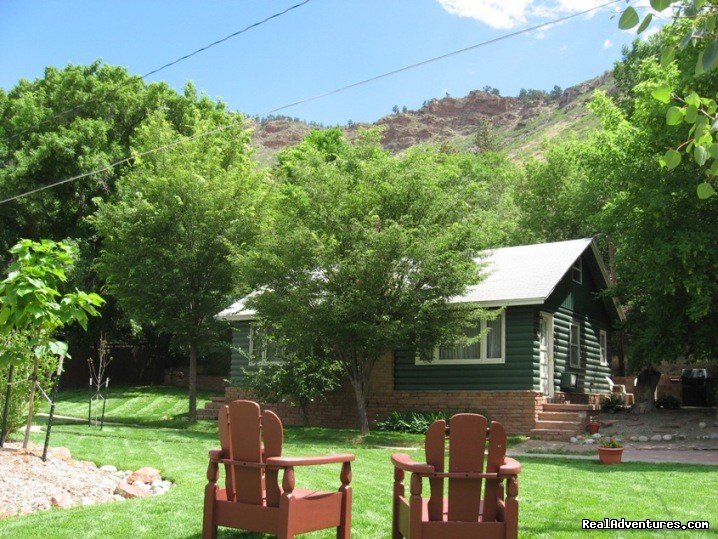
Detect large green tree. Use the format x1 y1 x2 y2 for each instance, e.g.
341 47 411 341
93 112 265 420
238 129 505 433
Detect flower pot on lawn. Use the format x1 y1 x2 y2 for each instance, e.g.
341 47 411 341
588 422 600 435
598 447 623 464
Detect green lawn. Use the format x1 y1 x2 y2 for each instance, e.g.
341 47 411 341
3 386 716 538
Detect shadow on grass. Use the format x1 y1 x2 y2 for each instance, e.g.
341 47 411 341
518 455 715 474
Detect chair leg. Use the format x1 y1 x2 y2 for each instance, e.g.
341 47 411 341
278 493 295 539
337 485 352 538
202 484 218 539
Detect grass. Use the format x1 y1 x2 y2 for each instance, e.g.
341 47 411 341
3 386 717 538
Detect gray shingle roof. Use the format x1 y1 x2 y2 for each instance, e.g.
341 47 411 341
217 238 602 320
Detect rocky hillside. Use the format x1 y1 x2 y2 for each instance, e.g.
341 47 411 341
250 73 615 161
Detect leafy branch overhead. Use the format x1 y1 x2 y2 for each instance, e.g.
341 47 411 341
620 0 718 198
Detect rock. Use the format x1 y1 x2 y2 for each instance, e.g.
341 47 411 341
128 467 160 485
576 435 584 440
81 497 95 506
151 479 163 488
133 480 147 489
570 437 578 444
115 480 151 499
638 436 649 442
676 434 686 440
50 493 74 509
662 434 673 441
714 421 718 427
629 436 638 442
710 433 718 440
160 480 172 489
112 494 125 502
699 422 707 429
100 465 118 473
584 439 595 445
52 447 72 461
591 433 601 439
650 434 662 442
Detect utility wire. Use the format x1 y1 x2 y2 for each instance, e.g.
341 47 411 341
5 0 312 142
0 0 624 205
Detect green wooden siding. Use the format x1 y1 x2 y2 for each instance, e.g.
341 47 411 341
543 253 612 393
393 306 535 391
229 321 252 385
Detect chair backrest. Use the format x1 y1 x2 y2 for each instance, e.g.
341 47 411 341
218 400 284 507
424 413 507 523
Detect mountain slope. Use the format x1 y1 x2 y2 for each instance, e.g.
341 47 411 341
250 73 614 161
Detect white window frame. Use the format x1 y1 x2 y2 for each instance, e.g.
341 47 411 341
572 258 583 284
569 322 581 368
248 324 283 365
599 330 608 366
416 312 505 365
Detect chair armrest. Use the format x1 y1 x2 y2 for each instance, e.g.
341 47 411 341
266 453 355 467
498 457 521 476
208 449 223 462
391 453 435 475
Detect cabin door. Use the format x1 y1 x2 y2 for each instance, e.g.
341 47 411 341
539 312 554 397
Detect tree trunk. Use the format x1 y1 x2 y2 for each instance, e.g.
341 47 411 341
349 377 370 435
606 239 626 376
634 366 661 414
188 343 198 422
22 356 39 449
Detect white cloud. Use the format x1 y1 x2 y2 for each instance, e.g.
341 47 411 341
437 0 616 29
603 39 613 48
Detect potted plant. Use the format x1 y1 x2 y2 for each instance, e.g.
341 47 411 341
587 420 600 435
598 436 623 464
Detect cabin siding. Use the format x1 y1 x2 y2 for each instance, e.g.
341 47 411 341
543 254 612 393
229 321 252 384
393 306 535 391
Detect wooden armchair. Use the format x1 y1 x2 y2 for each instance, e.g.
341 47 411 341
203 400 354 539
391 414 521 539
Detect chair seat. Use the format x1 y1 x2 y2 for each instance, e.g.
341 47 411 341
217 487 339 505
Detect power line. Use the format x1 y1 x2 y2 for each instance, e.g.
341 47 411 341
5 0 312 142
0 0 624 206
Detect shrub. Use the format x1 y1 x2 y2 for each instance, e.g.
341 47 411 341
600 436 623 448
375 410 488 434
601 394 626 413
655 395 681 410
0 333 57 443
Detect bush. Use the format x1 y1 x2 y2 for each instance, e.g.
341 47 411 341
0 333 57 443
601 394 626 413
375 410 488 434
655 395 681 410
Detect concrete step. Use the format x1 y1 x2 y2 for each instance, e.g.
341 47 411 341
530 429 576 441
538 411 581 421
197 410 219 420
202 402 226 411
211 396 226 403
542 403 595 413
534 420 582 431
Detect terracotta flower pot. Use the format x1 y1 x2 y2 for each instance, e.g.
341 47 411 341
588 422 600 435
598 447 623 464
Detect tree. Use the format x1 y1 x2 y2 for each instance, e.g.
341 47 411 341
392 105 400 114
472 119 502 153
0 239 104 447
618 1 718 198
550 85 563 100
93 112 265 420
238 129 496 433
243 348 343 425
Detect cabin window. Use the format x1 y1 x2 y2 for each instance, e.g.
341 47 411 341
572 258 583 284
569 323 581 368
248 324 283 364
599 330 608 366
417 312 505 365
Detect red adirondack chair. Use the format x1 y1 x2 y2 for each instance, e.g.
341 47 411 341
203 400 354 539
391 413 521 539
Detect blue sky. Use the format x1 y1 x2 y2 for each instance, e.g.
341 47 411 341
0 0 660 125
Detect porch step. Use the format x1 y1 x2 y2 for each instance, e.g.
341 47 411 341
538 411 581 421
533 420 582 430
197 409 220 420
541 403 595 413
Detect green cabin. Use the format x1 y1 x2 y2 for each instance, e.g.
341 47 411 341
217 238 623 432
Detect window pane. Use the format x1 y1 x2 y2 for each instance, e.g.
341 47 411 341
486 316 502 359
570 325 580 366
438 326 479 360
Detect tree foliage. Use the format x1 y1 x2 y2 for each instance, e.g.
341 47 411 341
238 129 505 433
93 112 265 420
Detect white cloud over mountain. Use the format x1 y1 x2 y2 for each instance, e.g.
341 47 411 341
436 0 617 29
